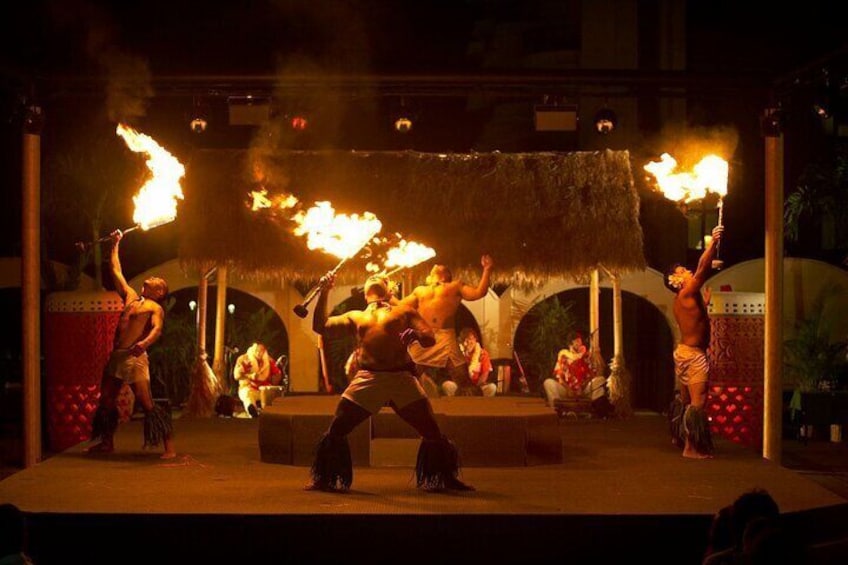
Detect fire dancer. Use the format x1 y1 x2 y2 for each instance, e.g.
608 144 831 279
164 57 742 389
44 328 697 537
665 224 724 459
307 273 473 492
86 229 176 459
402 255 494 396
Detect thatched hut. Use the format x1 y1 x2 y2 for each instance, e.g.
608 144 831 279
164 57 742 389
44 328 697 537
178 149 645 287
177 148 645 405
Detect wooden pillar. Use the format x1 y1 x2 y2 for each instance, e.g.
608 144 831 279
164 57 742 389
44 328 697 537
22 105 43 467
196 269 213 355
763 131 784 463
212 264 228 385
611 273 623 360
589 269 600 353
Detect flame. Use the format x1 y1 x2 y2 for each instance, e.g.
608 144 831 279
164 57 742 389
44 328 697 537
250 188 299 212
292 201 382 259
643 153 728 203
384 239 436 270
250 188 436 268
116 124 185 230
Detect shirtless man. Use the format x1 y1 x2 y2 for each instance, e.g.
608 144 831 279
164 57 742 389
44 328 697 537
665 225 724 459
402 255 493 396
86 229 176 458
306 273 473 492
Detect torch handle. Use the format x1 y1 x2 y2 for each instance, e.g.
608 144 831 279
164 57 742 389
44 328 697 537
715 198 724 256
74 225 141 252
712 198 725 269
293 256 352 318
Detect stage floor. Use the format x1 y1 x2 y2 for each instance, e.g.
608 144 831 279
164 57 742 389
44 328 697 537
2 398 847 563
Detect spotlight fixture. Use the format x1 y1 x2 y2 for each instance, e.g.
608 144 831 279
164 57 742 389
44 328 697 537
291 114 309 131
189 97 209 133
593 107 617 135
394 116 413 133
812 68 833 120
391 97 417 133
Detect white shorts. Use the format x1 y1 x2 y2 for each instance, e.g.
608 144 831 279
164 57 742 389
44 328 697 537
407 328 465 368
105 349 150 385
342 369 428 414
674 344 709 386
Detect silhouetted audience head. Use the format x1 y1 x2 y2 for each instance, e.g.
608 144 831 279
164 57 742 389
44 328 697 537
742 516 806 564
728 488 780 549
705 504 734 557
0 503 28 559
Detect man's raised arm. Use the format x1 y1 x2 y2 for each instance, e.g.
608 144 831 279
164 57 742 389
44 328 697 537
692 226 724 288
460 254 494 301
311 277 353 338
109 230 134 301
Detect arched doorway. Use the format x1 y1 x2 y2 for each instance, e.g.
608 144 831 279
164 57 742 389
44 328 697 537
514 288 674 411
155 287 289 403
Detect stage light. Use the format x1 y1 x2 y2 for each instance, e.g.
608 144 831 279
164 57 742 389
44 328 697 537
189 97 209 133
291 115 308 131
394 116 413 133
593 107 617 135
391 97 417 134
811 68 834 120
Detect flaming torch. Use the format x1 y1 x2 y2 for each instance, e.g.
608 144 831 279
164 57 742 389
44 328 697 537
75 124 185 251
291 201 383 318
644 152 728 268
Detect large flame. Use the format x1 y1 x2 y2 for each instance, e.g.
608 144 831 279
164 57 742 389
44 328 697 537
292 201 382 259
116 124 185 230
643 153 728 203
384 239 436 270
250 188 437 268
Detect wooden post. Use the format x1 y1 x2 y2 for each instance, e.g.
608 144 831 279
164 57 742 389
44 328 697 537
22 105 42 467
612 273 623 360
763 128 784 463
212 264 228 387
590 269 600 353
197 273 209 355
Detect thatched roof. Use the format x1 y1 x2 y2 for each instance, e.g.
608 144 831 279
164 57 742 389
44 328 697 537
178 149 645 288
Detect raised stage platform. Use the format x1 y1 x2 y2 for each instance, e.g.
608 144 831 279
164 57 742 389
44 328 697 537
258 395 562 467
1 396 847 564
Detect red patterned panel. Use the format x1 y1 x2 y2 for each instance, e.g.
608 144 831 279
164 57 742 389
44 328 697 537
706 315 764 448
45 304 121 451
709 316 764 384
46 384 100 451
44 312 120 386
707 384 763 448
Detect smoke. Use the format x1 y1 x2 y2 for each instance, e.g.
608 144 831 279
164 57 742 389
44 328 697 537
49 0 153 123
248 1 381 167
646 122 740 167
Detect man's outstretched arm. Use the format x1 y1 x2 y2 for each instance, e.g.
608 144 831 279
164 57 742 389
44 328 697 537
460 255 494 301
691 226 724 289
109 230 135 301
311 277 354 338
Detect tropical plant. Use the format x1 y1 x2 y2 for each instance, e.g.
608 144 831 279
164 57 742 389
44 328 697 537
784 150 848 261
517 295 577 388
784 286 848 394
148 298 198 407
